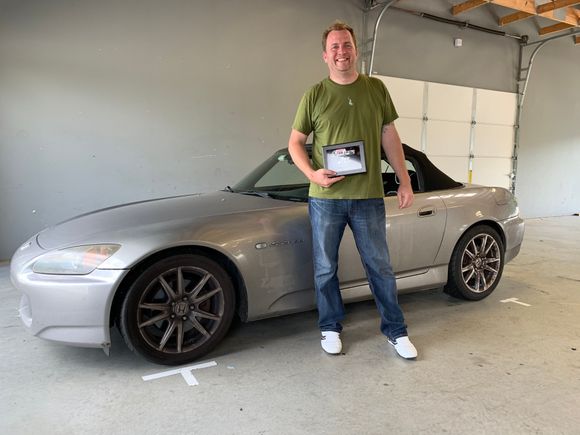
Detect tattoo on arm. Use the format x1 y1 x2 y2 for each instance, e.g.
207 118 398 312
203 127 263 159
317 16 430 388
382 123 394 134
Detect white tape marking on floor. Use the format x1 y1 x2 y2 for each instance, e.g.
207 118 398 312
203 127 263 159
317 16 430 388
142 360 217 386
500 297 531 307
180 370 199 386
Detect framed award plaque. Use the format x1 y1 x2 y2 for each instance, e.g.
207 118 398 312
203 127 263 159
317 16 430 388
322 141 366 176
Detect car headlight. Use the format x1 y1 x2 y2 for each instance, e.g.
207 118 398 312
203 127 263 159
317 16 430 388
32 244 121 275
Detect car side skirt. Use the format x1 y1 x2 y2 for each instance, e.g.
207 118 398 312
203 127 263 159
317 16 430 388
246 265 448 322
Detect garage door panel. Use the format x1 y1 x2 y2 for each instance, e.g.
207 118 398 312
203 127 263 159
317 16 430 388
476 89 517 126
429 156 469 183
474 124 514 158
425 121 470 157
396 118 422 150
472 158 511 189
374 75 516 190
378 76 424 118
428 83 472 122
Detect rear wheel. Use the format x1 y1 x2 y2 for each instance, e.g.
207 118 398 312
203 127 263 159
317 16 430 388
445 226 504 300
119 254 235 365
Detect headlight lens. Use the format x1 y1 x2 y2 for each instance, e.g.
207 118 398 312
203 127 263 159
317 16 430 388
32 244 121 275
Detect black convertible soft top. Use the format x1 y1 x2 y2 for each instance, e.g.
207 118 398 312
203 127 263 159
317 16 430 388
399 143 463 191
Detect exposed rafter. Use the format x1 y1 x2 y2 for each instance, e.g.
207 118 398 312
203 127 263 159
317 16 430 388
539 6 579 34
452 0 488 15
500 10 535 25
452 0 536 16
496 0 537 25
539 6 580 25
539 21 575 34
536 0 580 14
494 0 536 13
452 0 580 40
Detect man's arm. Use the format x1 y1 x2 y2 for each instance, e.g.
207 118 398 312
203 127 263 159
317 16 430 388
288 129 344 188
381 123 414 209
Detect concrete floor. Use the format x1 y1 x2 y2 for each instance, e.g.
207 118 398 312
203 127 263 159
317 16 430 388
1 216 579 434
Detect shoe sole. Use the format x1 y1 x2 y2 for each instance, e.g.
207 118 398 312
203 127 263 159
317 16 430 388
321 343 342 355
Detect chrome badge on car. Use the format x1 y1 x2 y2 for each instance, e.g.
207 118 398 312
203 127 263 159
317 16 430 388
255 240 304 250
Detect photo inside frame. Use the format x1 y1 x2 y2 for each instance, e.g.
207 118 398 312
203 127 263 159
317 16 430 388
322 141 366 176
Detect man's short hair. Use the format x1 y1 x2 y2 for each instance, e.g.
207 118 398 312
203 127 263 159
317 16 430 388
322 21 357 51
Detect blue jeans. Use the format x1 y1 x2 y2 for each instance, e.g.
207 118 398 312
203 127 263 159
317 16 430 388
308 197 408 340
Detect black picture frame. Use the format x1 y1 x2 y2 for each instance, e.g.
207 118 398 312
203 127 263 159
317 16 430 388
322 141 366 176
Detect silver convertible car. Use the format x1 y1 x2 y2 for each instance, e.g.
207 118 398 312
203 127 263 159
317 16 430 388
11 145 524 365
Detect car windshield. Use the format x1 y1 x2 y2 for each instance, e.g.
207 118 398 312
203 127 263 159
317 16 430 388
231 151 309 202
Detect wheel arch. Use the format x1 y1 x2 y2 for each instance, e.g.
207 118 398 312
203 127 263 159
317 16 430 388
109 245 248 329
462 219 506 250
446 219 507 276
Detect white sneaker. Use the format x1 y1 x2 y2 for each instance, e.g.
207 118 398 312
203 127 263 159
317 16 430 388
388 336 417 359
321 331 342 355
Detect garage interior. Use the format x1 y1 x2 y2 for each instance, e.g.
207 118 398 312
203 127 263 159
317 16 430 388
1 0 579 433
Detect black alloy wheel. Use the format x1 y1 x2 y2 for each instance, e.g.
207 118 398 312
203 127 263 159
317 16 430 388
445 225 505 301
119 254 235 365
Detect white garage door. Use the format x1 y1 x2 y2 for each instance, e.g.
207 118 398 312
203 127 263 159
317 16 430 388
376 75 516 189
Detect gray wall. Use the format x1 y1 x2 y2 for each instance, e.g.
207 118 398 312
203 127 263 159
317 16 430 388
1 0 578 259
516 37 580 217
0 0 361 259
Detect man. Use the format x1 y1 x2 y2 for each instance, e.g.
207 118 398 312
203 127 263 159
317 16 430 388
288 21 417 359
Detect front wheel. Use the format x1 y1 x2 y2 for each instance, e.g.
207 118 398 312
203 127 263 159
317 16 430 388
119 254 235 365
445 226 505 301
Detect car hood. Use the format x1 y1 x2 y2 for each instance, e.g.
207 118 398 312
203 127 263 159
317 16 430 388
37 191 289 250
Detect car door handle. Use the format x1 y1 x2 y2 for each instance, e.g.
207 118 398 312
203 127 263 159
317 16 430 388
418 207 436 217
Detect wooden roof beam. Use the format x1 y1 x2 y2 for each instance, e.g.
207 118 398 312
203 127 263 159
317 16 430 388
536 0 580 14
492 0 537 14
452 0 489 16
539 7 580 25
499 10 535 25
453 0 540 20
538 21 575 34
492 0 538 25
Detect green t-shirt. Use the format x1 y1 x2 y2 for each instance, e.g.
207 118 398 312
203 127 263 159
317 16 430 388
292 74 398 199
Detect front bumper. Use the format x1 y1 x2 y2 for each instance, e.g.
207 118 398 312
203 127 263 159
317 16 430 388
11 237 127 348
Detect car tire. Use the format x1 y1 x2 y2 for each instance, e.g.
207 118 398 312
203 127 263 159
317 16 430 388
119 254 235 365
444 225 505 301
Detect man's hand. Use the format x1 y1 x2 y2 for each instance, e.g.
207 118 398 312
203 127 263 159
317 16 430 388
287 131 345 188
310 169 345 188
397 183 414 209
